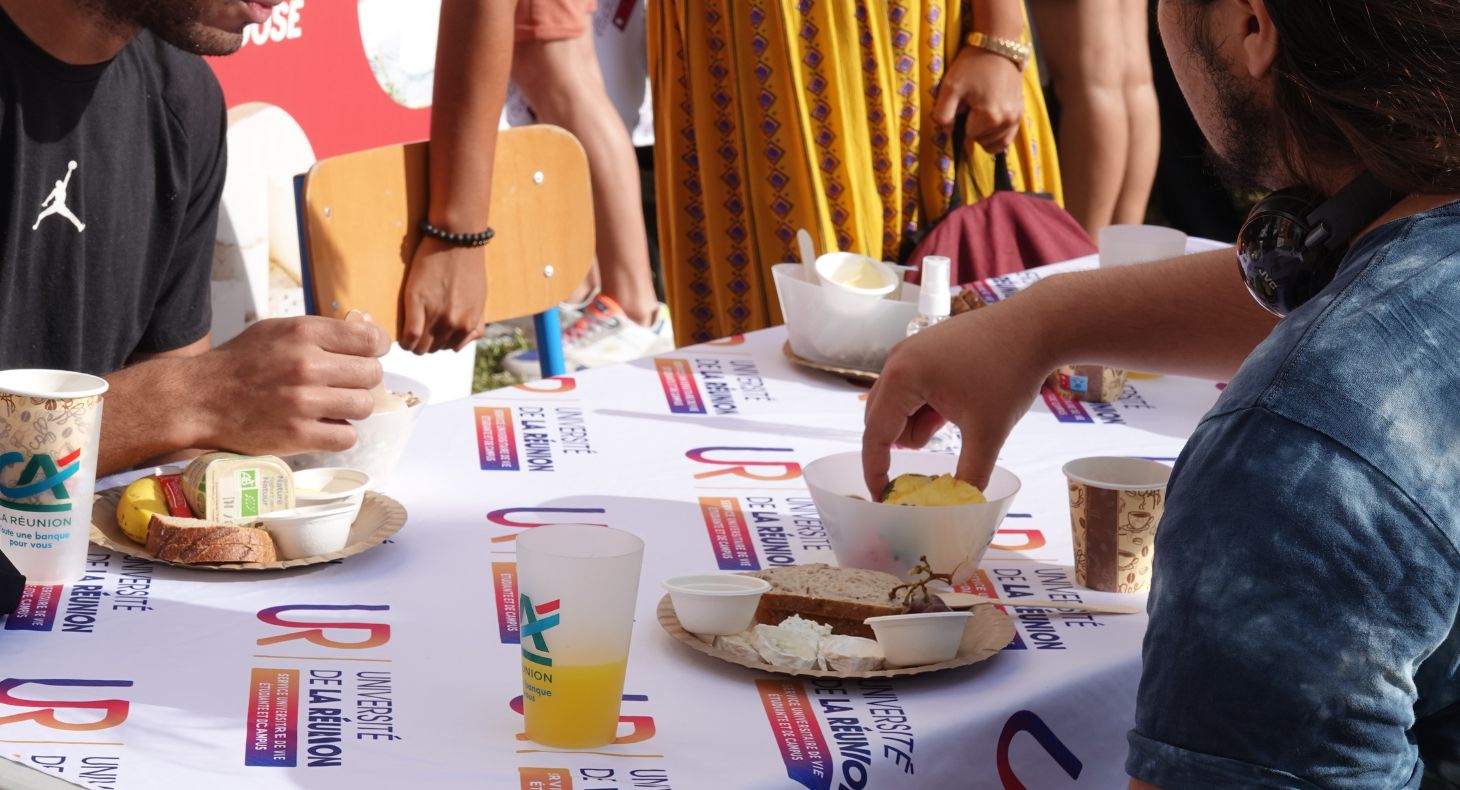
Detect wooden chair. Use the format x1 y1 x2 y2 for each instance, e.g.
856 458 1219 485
293 125 595 378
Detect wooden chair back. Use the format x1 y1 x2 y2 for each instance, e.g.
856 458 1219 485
296 125 594 340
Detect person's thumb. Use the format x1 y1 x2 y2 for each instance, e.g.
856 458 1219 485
954 429 997 491
932 81 962 128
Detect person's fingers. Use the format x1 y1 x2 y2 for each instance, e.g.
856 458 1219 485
954 426 997 491
863 377 927 497
932 81 963 128
400 294 426 353
904 406 948 448
440 326 471 355
453 325 486 353
305 317 390 358
297 420 359 454
313 354 384 390
411 314 441 355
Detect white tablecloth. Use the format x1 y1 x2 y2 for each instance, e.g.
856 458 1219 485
0 264 1226 790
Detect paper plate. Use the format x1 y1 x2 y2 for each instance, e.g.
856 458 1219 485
782 342 879 384
657 594 1013 679
90 487 407 571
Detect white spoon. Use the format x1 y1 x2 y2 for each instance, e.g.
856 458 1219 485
796 229 819 284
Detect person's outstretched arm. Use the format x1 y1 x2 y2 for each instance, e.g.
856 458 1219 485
862 248 1278 493
400 0 517 354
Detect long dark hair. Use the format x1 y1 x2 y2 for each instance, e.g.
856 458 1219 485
1263 1 1460 194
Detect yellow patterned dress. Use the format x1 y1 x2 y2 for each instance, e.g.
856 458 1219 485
649 0 1062 345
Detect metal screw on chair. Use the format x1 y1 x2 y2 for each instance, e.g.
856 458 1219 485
324 207 331 218
331 301 339 311
533 171 544 185
543 265 555 278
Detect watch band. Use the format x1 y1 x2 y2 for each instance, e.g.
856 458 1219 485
965 31 1030 72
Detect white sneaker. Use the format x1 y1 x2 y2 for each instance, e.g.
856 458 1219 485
563 296 674 370
501 297 674 380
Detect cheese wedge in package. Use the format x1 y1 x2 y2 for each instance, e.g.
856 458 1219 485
180 452 294 525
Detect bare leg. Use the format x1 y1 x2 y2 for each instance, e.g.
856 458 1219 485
1113 0 1159 225
1029 0 1128 235
512 35 658 326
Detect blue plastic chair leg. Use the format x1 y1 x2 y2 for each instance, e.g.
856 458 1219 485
534 309 565 378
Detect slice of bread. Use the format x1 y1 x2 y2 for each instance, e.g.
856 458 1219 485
145 514 277 564
747 564 907 638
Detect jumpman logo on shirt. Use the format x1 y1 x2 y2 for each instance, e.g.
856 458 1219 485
32 160 85 233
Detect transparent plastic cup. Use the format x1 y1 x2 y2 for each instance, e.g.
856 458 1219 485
516 524 644 749
0 369 108 585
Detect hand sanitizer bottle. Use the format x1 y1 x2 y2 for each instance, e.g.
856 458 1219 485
906 255 952 336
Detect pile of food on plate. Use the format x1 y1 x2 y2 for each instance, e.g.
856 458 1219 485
115 453 369 564
689 561 973 671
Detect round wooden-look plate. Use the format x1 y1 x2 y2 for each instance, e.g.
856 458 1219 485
657 594 1013 679
90 487 406 571
782 342 880 384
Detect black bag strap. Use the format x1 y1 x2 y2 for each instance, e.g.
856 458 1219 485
899 112 1013 262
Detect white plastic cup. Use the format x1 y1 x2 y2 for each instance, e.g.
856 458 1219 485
1098 225 1188 268
516 524 644 749
0 370 108 585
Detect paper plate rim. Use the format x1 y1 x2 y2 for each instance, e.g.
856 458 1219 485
90 487 407 571
656 594 1013 679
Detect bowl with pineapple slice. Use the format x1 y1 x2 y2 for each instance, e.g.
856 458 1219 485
802 450 1020 583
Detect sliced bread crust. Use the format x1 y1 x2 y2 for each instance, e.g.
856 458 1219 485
146 514 277 564
747 564 906 638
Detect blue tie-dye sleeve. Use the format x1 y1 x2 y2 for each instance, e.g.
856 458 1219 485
1125 406 1460 790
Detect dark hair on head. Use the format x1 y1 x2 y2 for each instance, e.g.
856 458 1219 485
1269 1 1460 193
1186 0 1460 194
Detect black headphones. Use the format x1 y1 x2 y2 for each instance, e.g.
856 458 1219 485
1237 172 1405 316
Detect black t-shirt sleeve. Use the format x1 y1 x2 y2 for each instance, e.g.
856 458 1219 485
134 67 225 355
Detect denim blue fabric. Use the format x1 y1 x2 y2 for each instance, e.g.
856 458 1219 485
1127 202 1460 789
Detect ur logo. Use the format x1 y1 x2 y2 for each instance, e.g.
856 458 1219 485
0 679 132 732
0 449 80 511
519 595 560 668
32 160 85 233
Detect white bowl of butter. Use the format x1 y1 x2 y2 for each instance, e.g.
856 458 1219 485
814 252 900 299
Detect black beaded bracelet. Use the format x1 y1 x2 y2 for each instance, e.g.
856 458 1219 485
419 219 496 248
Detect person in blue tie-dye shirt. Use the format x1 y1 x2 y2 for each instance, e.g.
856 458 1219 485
864 1 1460 787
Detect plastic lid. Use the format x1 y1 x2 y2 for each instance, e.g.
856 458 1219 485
918 256 951 317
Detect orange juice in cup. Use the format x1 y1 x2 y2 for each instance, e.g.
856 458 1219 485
517 524 644 749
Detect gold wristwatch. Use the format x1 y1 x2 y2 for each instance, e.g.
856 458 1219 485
965 31 1031 72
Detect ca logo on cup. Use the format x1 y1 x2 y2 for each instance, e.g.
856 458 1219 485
0 678 132 731
0 449 80 510
518 595 560 667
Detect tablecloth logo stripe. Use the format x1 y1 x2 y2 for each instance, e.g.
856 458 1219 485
756 679 831 790
698 496 761 570
256 605 392 650
0 679 132 732
519 766 574 789
494 562 520 643
3 584 61 631
244 669 299 767
655 358 706 414
1039 386 1094 424
476 407 521 471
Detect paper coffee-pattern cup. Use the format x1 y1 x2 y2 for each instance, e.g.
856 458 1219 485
0 370 108 585
1063 457 1171 593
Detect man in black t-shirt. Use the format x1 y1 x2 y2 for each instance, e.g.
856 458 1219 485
0 0 388 475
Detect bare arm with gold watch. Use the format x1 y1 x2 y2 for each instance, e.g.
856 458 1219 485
933 0 1030 153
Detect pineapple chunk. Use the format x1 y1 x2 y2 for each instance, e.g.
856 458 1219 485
881 473 985 506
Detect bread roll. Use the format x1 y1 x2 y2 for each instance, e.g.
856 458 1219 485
145 514 277 564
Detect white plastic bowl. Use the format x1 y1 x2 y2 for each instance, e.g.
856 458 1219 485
259 502 357 560
287 372 429 488
772 263 921 372
813 252 899 298
292 467 371 522
663 573 771 636
864 611 972 667
803 450 1021 583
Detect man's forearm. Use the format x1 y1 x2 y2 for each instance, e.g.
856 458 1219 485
1023 248 1279 380
98 356 204 476
426 0 516 230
